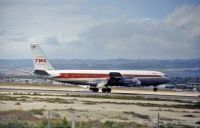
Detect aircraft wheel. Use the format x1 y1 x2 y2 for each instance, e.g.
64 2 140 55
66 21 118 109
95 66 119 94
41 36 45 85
90 88 99 92
94 88 99 92
153 87 158 92
107 88 111 93
102 88 111 93
102 88 107 93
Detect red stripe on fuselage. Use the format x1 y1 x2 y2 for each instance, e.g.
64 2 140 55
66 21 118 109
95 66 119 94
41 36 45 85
54 73 161 79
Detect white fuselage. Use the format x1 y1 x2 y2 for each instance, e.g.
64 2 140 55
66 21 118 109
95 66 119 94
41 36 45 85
30 44 170 89
44 70 169 86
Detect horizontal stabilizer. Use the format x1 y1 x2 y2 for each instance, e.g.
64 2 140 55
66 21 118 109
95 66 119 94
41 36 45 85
33 70 50 76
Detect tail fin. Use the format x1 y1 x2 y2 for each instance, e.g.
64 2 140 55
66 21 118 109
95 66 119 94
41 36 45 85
30 44 54 71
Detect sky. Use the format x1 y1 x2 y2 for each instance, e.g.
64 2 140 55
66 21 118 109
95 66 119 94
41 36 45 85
0 0 200 59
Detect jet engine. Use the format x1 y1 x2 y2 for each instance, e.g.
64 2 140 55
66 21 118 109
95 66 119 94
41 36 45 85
131 77 141 86
118 77 141 86
106 75 141 87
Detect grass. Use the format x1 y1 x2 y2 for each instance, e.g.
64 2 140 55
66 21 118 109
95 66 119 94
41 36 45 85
160 117 174 121
0 94 17 101
0 121 38 128
32 97 74 104
83 101 98 105
30 109 44 115
65 108 76 112
0 110 38 121
76 120 149 128
0 94 74 104
52 112 60 118
196 121 200 125
83 100 200 109
45 98 74 104
0 109 46 121
0 119 150 128
183 114 196 117
131 102 200 109
112 116 129 120
159 123 194 128
0 109 197 128
0 94 27 101
0 119 195 128
0 109 150 128
1 92 199 109
123 111 150 119
64 93 185 103
14 102 21 105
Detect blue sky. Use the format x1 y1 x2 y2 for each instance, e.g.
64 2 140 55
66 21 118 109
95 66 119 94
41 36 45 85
0 0 200 59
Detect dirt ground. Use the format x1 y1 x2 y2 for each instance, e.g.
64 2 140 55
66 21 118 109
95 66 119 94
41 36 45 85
0 83 200 127
0 93 200 127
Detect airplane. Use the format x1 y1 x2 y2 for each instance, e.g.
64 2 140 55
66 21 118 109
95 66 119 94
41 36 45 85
30 44 170 93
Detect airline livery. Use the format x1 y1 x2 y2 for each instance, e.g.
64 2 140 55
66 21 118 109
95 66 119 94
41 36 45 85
30 44 170 93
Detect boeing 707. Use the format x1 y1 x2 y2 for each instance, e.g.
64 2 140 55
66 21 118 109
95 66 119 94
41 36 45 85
30 44 170 93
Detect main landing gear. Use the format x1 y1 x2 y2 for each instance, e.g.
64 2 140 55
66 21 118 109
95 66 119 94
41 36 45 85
89 87 99 92
102 87 111 93
89 86 112 93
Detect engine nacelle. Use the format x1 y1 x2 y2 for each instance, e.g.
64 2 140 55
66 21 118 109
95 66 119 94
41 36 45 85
120 77 141 86
131 78 141 86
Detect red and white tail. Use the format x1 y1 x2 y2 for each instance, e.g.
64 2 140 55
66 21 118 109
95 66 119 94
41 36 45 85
30 44 54 71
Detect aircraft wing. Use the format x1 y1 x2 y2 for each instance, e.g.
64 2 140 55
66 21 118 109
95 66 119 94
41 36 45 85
104 72 141 87
109 72 123 78
105 72 124 86
95 72 124 88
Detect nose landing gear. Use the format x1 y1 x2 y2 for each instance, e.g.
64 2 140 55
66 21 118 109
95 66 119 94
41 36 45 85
153 86 158 92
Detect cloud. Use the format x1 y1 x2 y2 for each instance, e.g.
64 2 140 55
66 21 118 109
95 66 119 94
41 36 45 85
64 5 200 59
0 0 96 59
44 36 60 45
0 1 199 59
164 5 200 40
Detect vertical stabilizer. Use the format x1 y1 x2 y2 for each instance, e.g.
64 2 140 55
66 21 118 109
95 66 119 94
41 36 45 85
30 44 54 70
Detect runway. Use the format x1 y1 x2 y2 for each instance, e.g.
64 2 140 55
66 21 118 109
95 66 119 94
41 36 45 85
0 87 199 102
